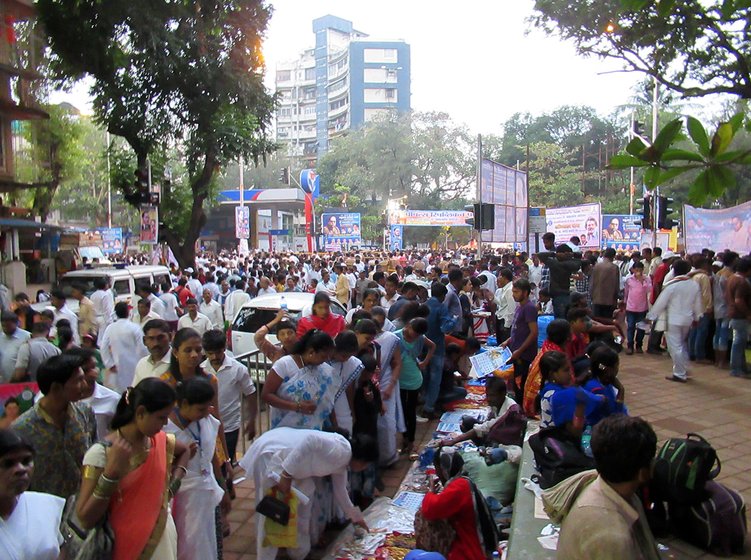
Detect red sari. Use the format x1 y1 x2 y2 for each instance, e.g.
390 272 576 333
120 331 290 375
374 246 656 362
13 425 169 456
297 312 346 339
109 431 173 560
522 339 571 418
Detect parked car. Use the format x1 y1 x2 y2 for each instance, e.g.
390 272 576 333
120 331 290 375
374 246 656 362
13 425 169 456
230 292 346 356
33 265 171 314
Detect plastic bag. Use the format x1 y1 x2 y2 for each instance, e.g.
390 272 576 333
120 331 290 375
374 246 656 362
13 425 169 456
263 489 299 548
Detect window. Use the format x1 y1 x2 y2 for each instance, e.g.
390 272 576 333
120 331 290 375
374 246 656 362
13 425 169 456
113 280 130 296
364 108 389 122
385 88 396 101
303 88 316 100
134 276 152 292
328 77 347 94
330 97 347 111
364 68 387 83
363 88 397 103
276 70 291 82
304 106 316 116
363 48 398 63
153 274 169 288
304 68 316 81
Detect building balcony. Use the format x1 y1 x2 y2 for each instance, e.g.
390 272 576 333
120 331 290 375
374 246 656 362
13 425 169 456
328 102 349 119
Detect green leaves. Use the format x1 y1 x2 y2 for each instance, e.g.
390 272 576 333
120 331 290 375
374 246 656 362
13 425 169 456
687 117 710 155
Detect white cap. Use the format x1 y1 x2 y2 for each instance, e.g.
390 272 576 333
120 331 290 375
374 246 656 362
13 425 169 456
184 267 194 273
662 251 676 260
712 260 723 267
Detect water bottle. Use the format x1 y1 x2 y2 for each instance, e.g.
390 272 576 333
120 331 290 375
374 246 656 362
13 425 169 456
581 425 593 458
280 295 287 312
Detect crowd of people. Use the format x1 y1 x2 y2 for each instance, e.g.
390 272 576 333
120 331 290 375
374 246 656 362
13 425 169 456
0 231 747 559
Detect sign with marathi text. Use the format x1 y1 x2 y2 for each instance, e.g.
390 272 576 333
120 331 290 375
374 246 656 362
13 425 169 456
545 203 601 249
684 201 751 254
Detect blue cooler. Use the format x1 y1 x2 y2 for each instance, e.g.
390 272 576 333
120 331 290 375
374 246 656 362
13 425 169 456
538 315 554 348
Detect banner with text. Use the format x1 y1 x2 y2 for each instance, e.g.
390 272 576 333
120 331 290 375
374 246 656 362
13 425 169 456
602 214 642 252
235 206 250 239
391 210 472 227
321 212 362 248
96 228 123 254
684 201 751 254
480 158 528 244
139 205 159 245
545 203 602 249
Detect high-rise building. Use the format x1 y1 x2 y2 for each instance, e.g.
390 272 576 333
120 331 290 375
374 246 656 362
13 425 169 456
274 15 410 162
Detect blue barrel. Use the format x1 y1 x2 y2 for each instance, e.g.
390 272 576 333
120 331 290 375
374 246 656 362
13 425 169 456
538 315 554 348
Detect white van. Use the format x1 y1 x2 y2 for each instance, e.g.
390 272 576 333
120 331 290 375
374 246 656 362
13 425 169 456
35 265 171 314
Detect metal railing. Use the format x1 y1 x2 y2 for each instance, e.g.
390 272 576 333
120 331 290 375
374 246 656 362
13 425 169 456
234 349 274 457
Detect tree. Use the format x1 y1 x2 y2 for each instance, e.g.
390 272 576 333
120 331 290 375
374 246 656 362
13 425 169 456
531 0 751 99
38 0 276 266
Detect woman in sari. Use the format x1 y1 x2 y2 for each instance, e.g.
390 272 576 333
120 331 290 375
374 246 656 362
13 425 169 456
262 329 337 430
76 378 191 560
330 331 364 434
345 288 380 324
297 292 346 339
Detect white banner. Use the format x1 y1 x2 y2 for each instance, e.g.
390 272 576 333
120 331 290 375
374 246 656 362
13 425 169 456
545 203 602 249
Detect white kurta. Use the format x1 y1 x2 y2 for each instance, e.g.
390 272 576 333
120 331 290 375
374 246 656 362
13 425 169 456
90 289 115 333
0 491 64 560
331 356 364 435
99 318 149 392
166 415 224 560
240 428 364 560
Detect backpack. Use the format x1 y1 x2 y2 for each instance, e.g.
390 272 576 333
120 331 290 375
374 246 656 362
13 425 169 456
485 404 527 447
465 476 500 556
529 427 595 489
668 481 747 556
653 433 721 505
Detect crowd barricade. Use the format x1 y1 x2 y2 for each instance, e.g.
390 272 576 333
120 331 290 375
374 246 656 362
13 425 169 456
234 349 273 457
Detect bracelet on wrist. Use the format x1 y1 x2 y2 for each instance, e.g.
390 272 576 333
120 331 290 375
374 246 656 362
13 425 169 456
173 465 188 477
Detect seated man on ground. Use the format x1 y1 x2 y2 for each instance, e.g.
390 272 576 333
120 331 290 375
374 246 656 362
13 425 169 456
544 414 661 560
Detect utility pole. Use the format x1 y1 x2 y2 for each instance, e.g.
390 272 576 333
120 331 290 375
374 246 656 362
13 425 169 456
476 134 483 261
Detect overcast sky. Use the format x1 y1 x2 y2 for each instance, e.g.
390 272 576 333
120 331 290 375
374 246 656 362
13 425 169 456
52 0 643 135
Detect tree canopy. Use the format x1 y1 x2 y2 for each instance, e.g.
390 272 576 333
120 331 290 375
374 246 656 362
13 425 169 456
37 0 276 266
531 0 751 99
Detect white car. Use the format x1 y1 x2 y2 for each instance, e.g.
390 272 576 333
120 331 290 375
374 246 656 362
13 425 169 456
230 292 346 357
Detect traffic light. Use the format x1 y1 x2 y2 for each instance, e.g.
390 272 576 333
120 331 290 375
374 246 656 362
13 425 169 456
279 167 290 185
656 195 678 229
135 167 150 204
635 194 652 229
163 168 172 195
464 203 495 231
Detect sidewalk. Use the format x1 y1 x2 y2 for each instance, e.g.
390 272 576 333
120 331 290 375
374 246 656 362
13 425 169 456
223 352 751 559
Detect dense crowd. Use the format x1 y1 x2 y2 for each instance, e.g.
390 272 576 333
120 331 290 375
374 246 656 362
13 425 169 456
0 230 748 560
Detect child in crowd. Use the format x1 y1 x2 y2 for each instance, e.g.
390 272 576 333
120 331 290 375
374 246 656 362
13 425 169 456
581 344 628 425
331 331 364 434
538 288 553 315
440 343 469 407
566 308 590 362
539 351 605 430
524 319 571 417
351 353 382 509
167 378 228 560
396 318 435 457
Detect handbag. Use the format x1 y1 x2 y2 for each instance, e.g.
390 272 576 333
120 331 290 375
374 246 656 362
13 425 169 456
61 442 115 560
256 493 291 526
61 493 115 560
414 508 456 557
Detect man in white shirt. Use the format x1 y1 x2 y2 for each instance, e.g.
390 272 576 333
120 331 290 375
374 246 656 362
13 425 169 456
647 259 704 382
316 269 337 296
0 311 30 381
131 298 161 328
76 346 120 440
478 266 497 294
494 269 517 342
380 274 401 311
50 289 79 345
529 254 543 290
202 272 220 300
158 282 181 330
256 276 277 297
100 302 149 392
177 298 213 335
187 271 203 299
200 288 224 331
136 285 166 319
224 279 250 324
133 319 172 384
201 329 257 461
90 277 115 334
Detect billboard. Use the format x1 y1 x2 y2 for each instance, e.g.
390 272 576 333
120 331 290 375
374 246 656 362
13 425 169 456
389 225 404 251
96 227 123 254
321 212 361 248
235 206 250 239
300 169 320 198
684 201 751 254
545 203 602 249
139 205 158 245
480 158 528 243
602 214 643 252
391 210 472 227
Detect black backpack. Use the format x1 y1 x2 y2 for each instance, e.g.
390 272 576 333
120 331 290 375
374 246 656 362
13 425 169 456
464 476 500 556
653 433 721 505
529 427 595 489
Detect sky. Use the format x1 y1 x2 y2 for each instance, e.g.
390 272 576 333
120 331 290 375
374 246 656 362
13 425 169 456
52 0 643 136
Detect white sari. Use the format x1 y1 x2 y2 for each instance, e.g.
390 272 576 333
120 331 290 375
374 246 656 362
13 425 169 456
375 331 406 466
0 492 64 560
332 356 364 434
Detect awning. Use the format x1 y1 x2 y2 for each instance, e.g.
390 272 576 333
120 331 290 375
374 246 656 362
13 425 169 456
0 218 64 230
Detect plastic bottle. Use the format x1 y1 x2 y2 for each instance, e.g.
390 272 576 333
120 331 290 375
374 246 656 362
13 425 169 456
581 425 593 458
280 295 287 312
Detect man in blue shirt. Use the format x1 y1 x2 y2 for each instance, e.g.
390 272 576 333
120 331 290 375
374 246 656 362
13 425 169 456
444 269 464 335
423 282 459 419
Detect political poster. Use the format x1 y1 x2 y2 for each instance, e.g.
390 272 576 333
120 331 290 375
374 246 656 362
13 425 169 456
321 213 362 248
545 203 601 249
480 158 528 244
602 214 643 252
392 210 472 227
0 382 38 416
235 206 250 239
139 205 159 245
684 201 751 254
96 227 123 254
389 225 404 251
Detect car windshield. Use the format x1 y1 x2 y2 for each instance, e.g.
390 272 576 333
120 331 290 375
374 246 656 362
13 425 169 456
57 276 105 297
